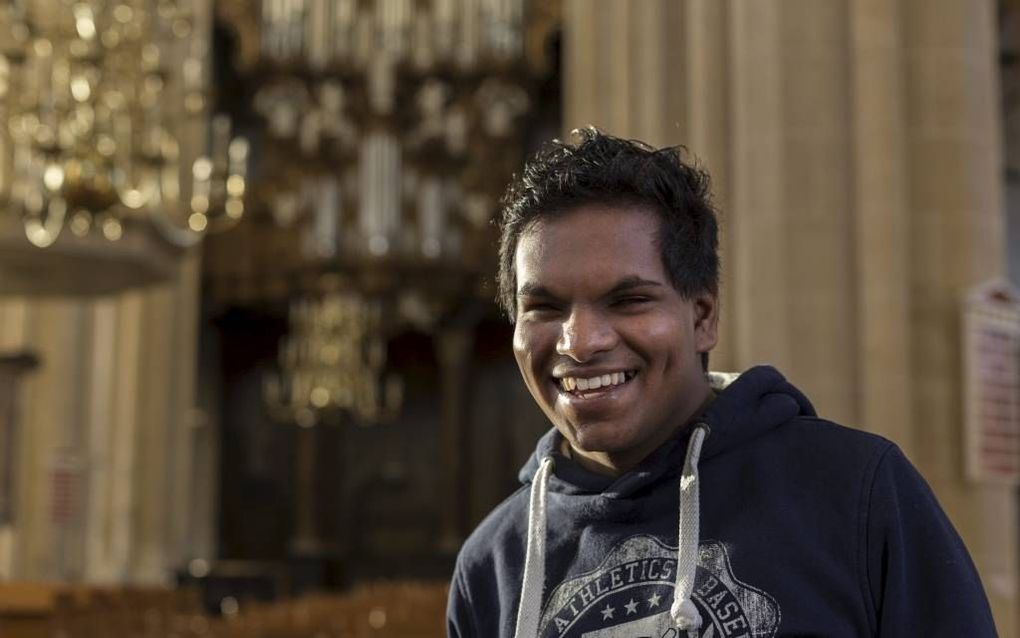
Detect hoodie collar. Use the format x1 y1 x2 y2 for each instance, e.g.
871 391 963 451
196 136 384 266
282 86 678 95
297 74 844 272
518 365 815 496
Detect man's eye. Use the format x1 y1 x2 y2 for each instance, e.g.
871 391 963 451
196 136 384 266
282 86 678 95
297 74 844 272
613 296 650 308
525 303 559 313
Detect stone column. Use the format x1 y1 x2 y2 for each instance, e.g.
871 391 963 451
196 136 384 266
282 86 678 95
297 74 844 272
0 245 205 585
1 297 93 581
727 0 795 378
730 0 862 424
131 249 204 583
167 252 206 571
902 0 1017 628
564 0 684 143
684 0 735 371
81 294 124 581
849 0 915 456
102 291 144 582
0 353 37 580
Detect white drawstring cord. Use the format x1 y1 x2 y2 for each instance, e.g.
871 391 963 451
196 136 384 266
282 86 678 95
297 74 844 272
670 424 709 630
514 426 709 636
514 456 554 638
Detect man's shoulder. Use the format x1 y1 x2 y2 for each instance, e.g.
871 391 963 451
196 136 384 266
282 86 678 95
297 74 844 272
778 415 896 458
750 415 901 487
455 483 532 575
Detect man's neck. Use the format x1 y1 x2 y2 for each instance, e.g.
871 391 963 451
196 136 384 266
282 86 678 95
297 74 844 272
564 383 716 478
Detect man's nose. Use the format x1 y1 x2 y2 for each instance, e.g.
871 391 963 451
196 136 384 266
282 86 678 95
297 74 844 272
555 308 617 362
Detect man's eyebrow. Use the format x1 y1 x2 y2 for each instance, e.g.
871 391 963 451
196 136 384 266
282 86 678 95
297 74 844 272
606 276 664 293
517 282 555 298
516 277 663 298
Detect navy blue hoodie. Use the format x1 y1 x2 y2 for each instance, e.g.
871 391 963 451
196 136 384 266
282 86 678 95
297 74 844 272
448 366 996 637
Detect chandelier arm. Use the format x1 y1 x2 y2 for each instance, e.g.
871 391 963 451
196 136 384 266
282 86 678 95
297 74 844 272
22 197 66 248
146 204 203 248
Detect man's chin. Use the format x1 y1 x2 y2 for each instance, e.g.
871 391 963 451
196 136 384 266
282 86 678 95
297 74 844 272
564 422 639 456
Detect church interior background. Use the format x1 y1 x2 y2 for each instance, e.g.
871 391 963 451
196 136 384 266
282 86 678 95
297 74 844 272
0 0 1019 635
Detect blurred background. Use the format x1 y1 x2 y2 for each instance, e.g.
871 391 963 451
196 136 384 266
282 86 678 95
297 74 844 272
0 0 1018 636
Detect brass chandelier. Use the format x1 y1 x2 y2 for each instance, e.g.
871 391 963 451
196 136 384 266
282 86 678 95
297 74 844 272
0 0 248 251
264 289 403 426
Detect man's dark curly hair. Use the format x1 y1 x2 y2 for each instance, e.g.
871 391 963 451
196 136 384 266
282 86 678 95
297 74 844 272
497 127 720 321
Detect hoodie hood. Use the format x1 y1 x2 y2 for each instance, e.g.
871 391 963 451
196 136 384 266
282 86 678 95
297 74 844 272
518 365 815 496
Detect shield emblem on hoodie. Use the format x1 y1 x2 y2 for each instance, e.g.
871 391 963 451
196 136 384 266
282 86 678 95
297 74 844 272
538 535 780 638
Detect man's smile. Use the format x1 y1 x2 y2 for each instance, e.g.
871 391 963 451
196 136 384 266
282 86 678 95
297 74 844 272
553 370 640 412
555 370 637 393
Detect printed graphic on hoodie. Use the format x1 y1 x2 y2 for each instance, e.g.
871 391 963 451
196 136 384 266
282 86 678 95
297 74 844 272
538 535 780 638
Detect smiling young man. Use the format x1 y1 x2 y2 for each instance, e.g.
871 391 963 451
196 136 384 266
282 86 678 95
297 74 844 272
447 129 996 637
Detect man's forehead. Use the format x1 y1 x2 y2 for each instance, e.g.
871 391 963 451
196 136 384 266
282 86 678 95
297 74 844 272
513 228 671 306
514 206 663 278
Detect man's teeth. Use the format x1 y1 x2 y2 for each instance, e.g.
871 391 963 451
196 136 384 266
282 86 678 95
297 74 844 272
560 372 630 393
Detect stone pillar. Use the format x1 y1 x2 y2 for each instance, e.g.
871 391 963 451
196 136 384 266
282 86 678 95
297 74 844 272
81 294 127 581
684 0 735 371
131 249 204 582
102 291 144 582
727 1 794 378
902 0 1017 628
849 0 915 456
0 353 37 580
0 246 205 585
726 0 863 424
0 297 93 581
564 0 685 145
168 252 206 571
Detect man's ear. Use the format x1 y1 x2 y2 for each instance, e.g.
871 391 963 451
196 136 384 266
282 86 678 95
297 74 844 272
693 292 719 354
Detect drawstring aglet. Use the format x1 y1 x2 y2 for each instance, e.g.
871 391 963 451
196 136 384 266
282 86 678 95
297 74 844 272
670 597 702 630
